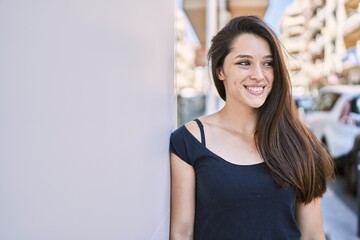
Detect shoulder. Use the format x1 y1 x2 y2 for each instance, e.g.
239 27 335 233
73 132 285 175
170 120 202 165
171 118 206 140
182 116 214 142
184 120 201 142
170 121 195 147
170 122 191 141
172 114 217 141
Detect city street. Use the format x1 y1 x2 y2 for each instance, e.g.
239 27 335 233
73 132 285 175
331 175 357 214
323 174 360 240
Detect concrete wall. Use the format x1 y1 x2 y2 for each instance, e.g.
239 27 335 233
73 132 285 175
0 1 174 239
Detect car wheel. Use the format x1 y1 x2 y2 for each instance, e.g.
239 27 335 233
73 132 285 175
345 160 356 195
345 136 360 195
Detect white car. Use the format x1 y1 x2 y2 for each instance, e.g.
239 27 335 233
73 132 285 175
303 85 360 168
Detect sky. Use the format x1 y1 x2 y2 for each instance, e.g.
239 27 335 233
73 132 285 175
177 0 294 45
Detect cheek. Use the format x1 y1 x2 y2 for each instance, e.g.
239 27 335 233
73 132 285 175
233 79 242 89
267 73 274 85
269 70 275 82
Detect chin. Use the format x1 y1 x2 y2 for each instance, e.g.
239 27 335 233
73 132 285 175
249 101 266 109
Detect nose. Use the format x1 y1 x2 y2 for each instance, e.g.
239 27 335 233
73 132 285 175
250 65 265 81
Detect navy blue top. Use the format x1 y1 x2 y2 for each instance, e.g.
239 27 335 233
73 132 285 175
170 121 301 240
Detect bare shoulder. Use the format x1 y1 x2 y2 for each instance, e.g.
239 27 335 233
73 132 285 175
184 120 201 142
184 115 217 141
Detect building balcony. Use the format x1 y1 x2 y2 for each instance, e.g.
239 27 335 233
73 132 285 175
286 25 306 37
284 0 306 17
283 36 307 54
183 0 269 47
311 61 326 79
327 0 337 12
308 17 323 32
316 7 326 23
308 38 325 55
282 15 306 29
326 15 338 39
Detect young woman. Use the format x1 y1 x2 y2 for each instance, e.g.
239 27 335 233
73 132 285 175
169 16 334 240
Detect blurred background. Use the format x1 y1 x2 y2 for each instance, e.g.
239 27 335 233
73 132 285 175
175 0 360 239
176 0 360 124
0 0 359 239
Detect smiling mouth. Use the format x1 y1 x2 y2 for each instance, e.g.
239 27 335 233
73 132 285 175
245 86 265 94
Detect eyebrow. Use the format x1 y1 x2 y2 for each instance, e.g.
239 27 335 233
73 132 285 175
235 54 273 59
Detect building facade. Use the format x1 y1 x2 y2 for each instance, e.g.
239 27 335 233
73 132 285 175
281 0 360 95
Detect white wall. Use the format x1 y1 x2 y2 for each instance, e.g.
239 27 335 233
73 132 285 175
0 1 174 239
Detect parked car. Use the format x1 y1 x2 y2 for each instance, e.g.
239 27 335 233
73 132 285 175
294 95 314 112
303 85 360 172
343 134 360 195
293 95 315 120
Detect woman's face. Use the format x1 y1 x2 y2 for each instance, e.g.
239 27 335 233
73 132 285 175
218 33 274 109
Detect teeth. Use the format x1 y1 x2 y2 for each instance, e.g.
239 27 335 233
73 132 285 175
246 86 264 93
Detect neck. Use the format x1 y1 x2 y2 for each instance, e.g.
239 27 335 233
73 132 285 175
217 102 258 136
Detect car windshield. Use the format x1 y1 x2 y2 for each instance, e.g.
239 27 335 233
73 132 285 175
312 92 340 111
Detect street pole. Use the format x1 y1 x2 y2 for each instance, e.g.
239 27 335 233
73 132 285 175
354 139 360 237
205 0 218 115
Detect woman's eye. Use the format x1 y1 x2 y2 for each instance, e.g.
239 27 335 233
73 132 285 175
264 61 273 67
236 61 250 66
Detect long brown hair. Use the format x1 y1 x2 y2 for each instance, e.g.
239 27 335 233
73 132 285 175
207 16 334 203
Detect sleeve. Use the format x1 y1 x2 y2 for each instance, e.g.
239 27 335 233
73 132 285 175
169 126 193 166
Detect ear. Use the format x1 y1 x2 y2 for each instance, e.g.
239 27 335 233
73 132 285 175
216 67 225 80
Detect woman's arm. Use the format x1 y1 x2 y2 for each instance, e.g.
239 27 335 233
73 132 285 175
296 198 326 240
169 153 195 240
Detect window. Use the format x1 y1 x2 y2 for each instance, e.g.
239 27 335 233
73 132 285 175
312 92 340 111
350 96 360 114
